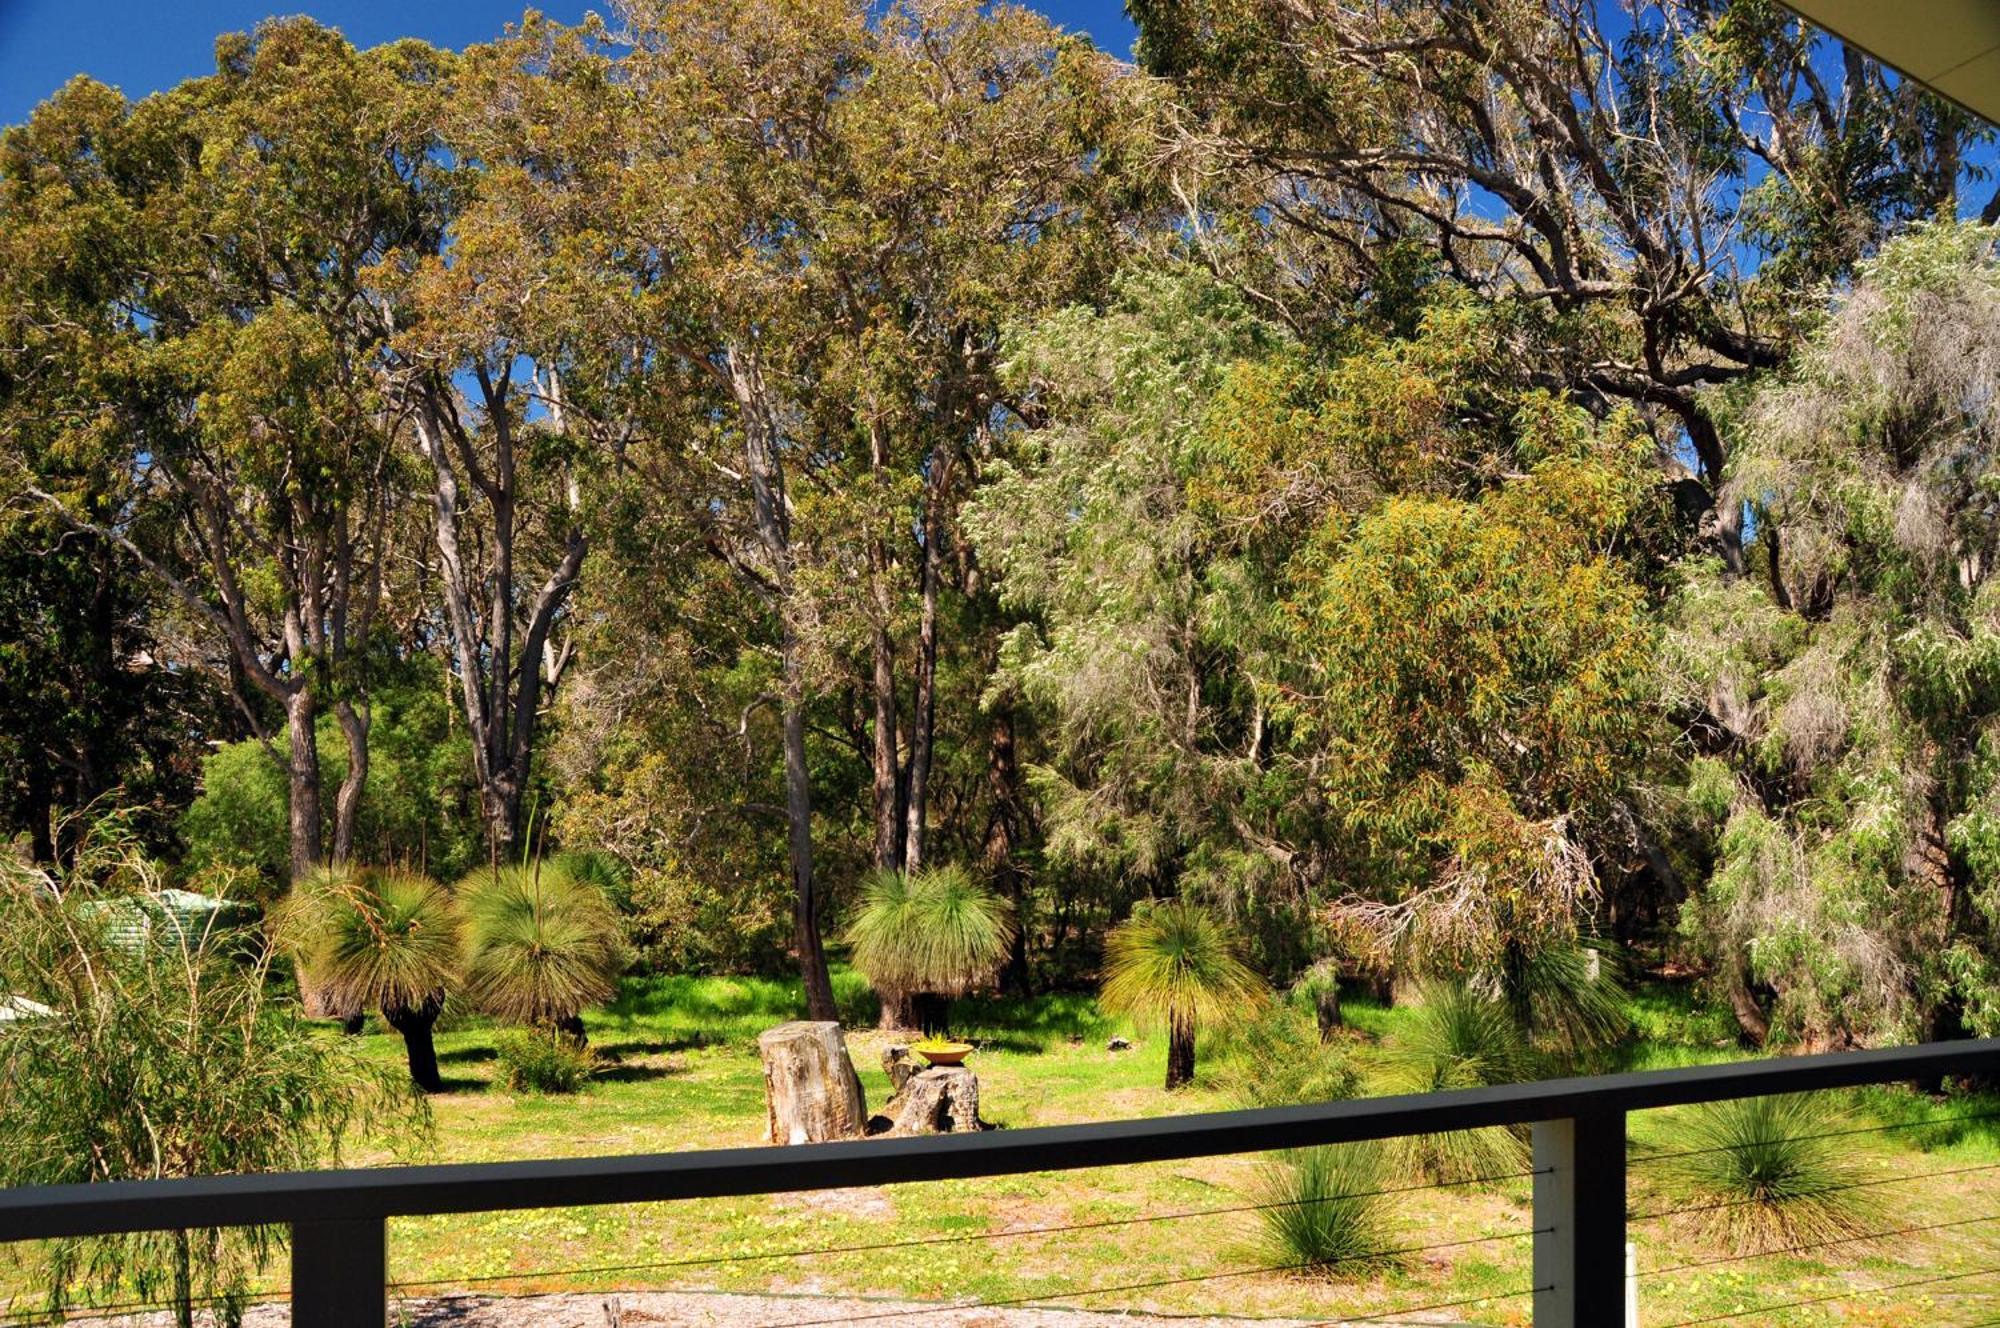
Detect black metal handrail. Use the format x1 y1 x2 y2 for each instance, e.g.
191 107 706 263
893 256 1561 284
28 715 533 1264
5 1037 1999 1327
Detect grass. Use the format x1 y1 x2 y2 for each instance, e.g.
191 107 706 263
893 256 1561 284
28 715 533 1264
7 972 2000 1326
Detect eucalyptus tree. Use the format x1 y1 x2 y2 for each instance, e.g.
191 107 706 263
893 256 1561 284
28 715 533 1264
575 0 1139 1017
1133 0 1997 571
1 21 454 875
386 16 644 861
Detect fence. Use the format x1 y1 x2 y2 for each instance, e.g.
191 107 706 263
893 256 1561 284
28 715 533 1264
3 1037 1999 1327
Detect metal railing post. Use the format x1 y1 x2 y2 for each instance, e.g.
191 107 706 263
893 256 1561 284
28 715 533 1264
1532 1111 1626 1327
292 1217 386 1327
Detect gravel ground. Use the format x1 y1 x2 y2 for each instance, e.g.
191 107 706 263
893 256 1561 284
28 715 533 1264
52 1289 1484 1327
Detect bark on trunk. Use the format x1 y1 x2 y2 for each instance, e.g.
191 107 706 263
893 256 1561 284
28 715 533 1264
1166 1014 1196 1091
385 999 444 1094
284 688 322 881
330 699 369 865
784 677 838 1022
871 622 903 874
1316 982 1342 1041
1727 965 1770 1047
985 706 1030 994
901 498 942 873
867 1066 989 1137
758 1021 867 1144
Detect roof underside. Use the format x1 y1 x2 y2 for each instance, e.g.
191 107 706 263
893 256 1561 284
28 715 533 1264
1781 0 2000 124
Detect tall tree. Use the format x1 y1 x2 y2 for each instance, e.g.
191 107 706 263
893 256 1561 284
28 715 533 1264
3 22 452 876
584 0 1137 1016
1133 0 1996 571
386 17 642 860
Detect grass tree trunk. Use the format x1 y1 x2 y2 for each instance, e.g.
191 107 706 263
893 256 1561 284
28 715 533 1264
384 998 445 1093
1165 1012 1196 1091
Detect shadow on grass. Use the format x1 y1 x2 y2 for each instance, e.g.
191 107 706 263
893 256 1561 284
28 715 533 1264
594 1033 722 1056
439 1045 499 1065
593 1062 681 1085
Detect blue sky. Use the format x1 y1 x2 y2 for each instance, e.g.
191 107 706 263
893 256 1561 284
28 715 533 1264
0 0 1141 128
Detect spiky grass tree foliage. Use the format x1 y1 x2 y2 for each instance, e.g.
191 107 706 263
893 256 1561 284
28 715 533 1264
2 832 418 1328
1658 1093 1879 1255
460 860 622 1043
275 865 461 1093
1387 980 1532 1181
1100 897 1268 1090
1502 940 1631 1070
1257 1144 1399 1277
846 865 1015 1034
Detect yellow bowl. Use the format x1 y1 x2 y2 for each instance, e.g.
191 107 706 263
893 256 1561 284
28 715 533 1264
912 1040 974 1067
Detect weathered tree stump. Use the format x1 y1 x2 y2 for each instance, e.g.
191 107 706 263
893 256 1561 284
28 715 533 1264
867 1065 991 1136
882 1044 918 1093
758 1021 868 1144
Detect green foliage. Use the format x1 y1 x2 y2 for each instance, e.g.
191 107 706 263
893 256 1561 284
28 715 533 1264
1100 898 1269 1035
1213 1001 1361 1108
180 667 483 891
1506 941 1632 1070
1255 1144 1398 1277
1385 982 1532 1181
1664 223 2000 1044
275 866 461 1019
1656 1093 1879 1255
494 1028 597 1094
0 821 419 1324
847 865 1016 1001
461 859 623 1026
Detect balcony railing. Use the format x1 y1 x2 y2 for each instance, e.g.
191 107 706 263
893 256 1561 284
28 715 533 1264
3 1037 1999 1327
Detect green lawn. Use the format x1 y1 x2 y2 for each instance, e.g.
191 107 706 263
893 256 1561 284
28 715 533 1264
13 973 2000 1326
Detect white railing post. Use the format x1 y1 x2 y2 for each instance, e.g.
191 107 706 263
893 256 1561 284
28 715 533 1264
1532 1111 1627 1327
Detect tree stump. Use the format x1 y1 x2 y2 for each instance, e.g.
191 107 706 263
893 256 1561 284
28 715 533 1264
867 1066 990 1136
758 1021 868 1145
882 1044 918 1093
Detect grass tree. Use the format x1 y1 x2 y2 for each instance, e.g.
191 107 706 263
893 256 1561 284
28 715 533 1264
1099 897 1267 1090
847 865 1014 1035
1658 1093 1876 1254
1386 980 1534 1181
460 859 622 1044
276 866 461 1093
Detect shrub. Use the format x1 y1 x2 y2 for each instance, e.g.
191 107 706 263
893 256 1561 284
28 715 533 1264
1657 1093 1879 1255
273 865 461 1093
1386 980 1532 1181
1100 897 1268 1090
1504 940 1631 1069
1215 1002 1362 1107
494 1028 597 1094
0 825 418 1325
1257 1144 1399 1277
847 865 1014 1032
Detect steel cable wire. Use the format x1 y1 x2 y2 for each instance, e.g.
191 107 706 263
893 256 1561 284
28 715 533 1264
745 1227 1549 1328
1627 1158 2000 1222
386 1167 1550 1293
1652 1263 2000 1326
1641 1209 2000 1277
